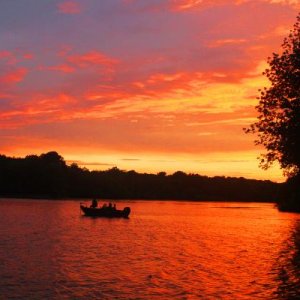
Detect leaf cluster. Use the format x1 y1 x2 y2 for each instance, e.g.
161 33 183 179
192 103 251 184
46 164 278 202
246 14 300 177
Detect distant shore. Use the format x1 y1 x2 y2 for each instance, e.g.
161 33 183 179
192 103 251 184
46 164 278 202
0 151 281 203
0 196 277 204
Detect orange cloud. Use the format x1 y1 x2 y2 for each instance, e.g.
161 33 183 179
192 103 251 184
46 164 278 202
0 57 267 129
258 25 291 40
170 0 299 11
170 0 241 11
57 1 81 14
171 0 202 10
207 38 247 48
268 0 300 8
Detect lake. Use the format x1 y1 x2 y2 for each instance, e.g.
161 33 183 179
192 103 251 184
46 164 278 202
1 199 300 299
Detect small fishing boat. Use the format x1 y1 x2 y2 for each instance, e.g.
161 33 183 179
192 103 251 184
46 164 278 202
80 203 131 218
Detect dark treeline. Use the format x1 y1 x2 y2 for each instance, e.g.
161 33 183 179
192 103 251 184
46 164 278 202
0 151 281 201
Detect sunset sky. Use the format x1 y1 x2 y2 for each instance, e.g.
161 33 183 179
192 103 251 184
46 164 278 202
0 0 299 182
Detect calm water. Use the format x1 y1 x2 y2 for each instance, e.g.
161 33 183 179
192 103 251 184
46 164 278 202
1 199 300 299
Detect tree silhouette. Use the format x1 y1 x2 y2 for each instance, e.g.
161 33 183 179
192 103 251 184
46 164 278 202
246 14 300 178
0 151 278 201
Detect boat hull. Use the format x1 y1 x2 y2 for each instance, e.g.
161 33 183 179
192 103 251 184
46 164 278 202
80 205 131 218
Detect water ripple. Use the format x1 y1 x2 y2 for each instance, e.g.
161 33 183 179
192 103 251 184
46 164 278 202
1 200 300 299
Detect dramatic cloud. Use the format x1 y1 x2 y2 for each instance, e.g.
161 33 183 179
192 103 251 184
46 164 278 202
0 0 297 181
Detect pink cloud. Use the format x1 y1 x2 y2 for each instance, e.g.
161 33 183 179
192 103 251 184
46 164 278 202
42 64 75 73
0 50 17 65
57 1 81 14
0 68 27 84
0 50 12 59
36 50 118 76
67 51 119 68
0 93 77 129
23 53 34 60
0 50 34 64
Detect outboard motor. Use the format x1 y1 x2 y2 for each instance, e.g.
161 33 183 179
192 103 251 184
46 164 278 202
123 207 131 218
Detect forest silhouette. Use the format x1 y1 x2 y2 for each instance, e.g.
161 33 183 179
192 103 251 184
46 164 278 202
0 151 280 201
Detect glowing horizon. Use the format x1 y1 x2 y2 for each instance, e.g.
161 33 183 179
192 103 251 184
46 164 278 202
0 0 298 182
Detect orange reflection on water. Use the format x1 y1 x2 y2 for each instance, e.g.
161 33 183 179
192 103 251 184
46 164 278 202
0 200 300 299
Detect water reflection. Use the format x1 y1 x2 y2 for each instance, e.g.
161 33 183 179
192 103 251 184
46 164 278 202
275 219 300 299
2 200 300 299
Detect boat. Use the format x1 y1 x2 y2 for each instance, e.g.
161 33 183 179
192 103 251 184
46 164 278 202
80 203 131 218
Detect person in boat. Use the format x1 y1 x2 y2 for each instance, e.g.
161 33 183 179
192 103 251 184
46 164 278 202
90 198 98 208
108 202 117 211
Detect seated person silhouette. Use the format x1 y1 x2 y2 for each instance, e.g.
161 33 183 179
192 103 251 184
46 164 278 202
90 198 98 208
